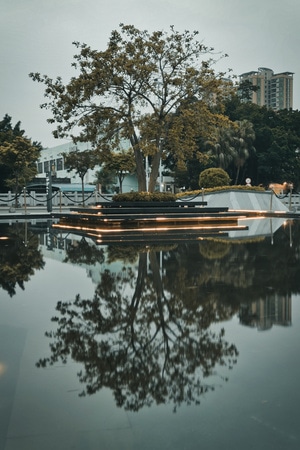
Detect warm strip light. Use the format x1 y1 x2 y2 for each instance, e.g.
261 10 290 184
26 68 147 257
53 223 248 234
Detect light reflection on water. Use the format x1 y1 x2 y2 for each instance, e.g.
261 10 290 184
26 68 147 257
0 218 300 449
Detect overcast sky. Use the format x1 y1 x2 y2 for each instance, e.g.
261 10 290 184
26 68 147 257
1 0 300 148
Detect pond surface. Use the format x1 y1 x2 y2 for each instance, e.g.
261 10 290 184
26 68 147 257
0 217 300 450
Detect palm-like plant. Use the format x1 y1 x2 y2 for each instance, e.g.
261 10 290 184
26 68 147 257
205 120 255 185
205 127 235 170
231 120 255 184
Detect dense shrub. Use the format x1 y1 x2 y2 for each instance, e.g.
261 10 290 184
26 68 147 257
199 168 231 188
113 191 177 202
176 185 265 199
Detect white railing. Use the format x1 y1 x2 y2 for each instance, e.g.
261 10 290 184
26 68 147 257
280 193 300 211
0 190 106 208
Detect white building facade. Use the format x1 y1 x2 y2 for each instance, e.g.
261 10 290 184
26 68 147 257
36 141 175 193
36 141 138 193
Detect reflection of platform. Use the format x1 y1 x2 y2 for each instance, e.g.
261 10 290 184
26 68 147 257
52 220 248 244
227 217 287 240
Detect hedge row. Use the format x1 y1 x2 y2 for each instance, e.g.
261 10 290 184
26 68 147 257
113 186 265 202
113 191 177 202
176 185 265 199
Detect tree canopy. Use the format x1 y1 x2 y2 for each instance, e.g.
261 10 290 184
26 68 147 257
62 147 97 204
0 115 42 195
101 148 136 192
30 24 232 192
0 223 45 296
224 98 300 187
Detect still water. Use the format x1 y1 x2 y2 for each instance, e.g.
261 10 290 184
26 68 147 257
0 217 300 449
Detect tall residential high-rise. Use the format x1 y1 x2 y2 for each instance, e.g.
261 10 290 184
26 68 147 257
239 67 294 110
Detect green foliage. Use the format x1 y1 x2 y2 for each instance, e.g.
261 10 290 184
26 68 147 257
113 191 176 202
199 239 231 260
237 79 259 101
95 166 116 193
205 126 235 170
166 150 212 190
64 238 105 265
0 114 24 144
0 223 45 296
63 148 97 178
176 184 264 199
102 149 136 193
62 148 97 204
0 135 41 202
106 246 139 264
231 120 255 184
224 100 300 187
205 119 255 185
0 115 25 192
199 168 231 188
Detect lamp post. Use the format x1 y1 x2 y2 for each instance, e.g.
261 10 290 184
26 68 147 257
46 170 52 212
146 155 150 192
159 157 163 192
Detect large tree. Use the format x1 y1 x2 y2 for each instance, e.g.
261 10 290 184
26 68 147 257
0 115 42 195
30 24 231 192
0 136 41 205
205 120 255 184
62 148 97 205
230 120 255 184
0 115 25 192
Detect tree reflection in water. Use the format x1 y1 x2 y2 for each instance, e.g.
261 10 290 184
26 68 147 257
37 246 238 412
63 237 105 266
37 220 300 412
0 222 45 296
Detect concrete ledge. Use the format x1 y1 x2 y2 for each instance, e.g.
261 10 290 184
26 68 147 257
185 189 289 212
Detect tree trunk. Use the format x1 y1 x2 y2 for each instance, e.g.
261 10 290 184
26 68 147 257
235 165 240 185
130 253 148 311
148 151 161 193
133 148 146 191
118 173 123 193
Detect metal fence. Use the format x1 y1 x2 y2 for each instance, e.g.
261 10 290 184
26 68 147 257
280 193 300 211
0 190 112 209
2 188 300 212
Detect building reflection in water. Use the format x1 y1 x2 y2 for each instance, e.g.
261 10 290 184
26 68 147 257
239 294 292 331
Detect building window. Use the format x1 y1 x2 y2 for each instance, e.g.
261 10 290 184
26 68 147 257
56 158 63 171
44 161 50 173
